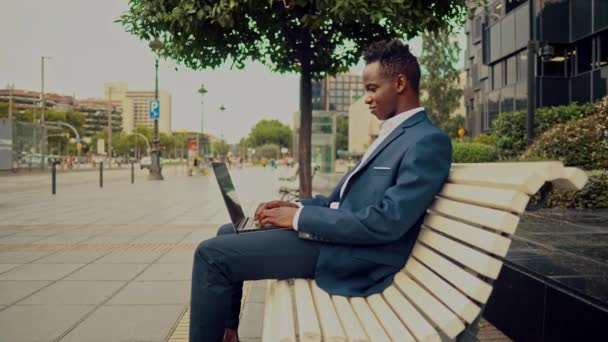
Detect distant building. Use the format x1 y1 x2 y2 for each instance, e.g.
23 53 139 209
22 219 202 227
464 0 608 136
347 96 379 156
0 89 75 112
75 98 122 137
104 83 172 134
312 73 365 114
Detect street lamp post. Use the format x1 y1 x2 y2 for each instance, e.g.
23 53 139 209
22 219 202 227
40 56 51 167
107 88 114 168
148 39 164 180
198 84 207 156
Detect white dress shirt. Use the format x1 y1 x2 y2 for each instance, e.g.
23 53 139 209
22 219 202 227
292 107 425 230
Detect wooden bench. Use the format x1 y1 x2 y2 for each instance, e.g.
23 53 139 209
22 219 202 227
279 165 321 201
262 161 588 342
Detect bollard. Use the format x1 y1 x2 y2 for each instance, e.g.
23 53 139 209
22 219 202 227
100 161 103 188
131 162 134 184
51 161 57 195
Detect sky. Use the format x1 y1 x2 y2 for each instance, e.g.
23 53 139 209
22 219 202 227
0 0 460 143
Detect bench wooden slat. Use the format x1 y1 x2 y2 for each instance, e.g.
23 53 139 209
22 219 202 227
439 183 530 214
367 294 415 341
262 280 276 342
418 228 503 279
393 271 465 338
412 244 493 303
423 214 512 257
382 285 441 342
276 280 297 342
332 296 370 342
294 279 322 342
429 197 520 234
452 161 565 182
350 297 391 342
448 168 544 195
552 167 588 191
310 281 347 341
405 258 480 324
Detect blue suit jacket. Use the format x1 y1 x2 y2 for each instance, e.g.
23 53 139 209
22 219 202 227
297 111 452 296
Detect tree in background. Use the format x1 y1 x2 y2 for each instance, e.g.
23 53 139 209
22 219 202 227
120 0 466 197
248 119 292 148
419 27 464 136
336 115 349 153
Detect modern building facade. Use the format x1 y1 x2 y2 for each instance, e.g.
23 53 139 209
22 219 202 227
75 98 123 137
103 83 172 134
464 0 608 136
0 89 75 113
347 96 380 156
312 73 366 114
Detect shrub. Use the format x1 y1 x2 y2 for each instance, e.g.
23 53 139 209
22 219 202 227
535 171 608 209
522 96 608 170
473 133 498 146
440 115 466 139
255 144 280 159
492 102 596 158
452 143 497 163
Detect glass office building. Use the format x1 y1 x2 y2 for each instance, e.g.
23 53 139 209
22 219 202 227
464 0 608 135
312 74 365 113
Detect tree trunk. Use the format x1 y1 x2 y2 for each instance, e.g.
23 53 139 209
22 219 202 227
298 48 313 198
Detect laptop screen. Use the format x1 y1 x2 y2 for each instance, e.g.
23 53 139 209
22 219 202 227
211 162 246 227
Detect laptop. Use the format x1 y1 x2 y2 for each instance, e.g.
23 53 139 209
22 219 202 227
211 162 281 233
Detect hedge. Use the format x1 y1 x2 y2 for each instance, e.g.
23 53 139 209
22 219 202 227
492 103 595 158
522 96 608 170
452 142 497 163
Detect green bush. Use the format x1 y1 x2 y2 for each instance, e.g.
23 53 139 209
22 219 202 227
256 144 280 159
538 171 608 208
440 115 466 139
473 133 498 146
452 143 497 163
522 96 608 170
492 103 595 158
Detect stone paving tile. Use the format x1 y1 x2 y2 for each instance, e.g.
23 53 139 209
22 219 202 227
0 263 84 281
180 229 218 244
0 235 46 244
33 233 96 244
34 251 108 264
94 251 164 264
0 305 94 342
0 251 53 263
59 304 185 342
156 250 195 264
0 281 51 305
108 281 190 305
78 233 139 244
20 281 125 305
129 232 190 244
0 263 21 274
134 263 192 281
64 263 148 281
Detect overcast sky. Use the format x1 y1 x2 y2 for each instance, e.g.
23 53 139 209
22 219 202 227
0 0 460 143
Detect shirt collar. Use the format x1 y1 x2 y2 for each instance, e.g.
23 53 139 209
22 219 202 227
378 107 425 135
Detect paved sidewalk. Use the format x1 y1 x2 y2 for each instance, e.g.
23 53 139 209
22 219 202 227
0 167 278 342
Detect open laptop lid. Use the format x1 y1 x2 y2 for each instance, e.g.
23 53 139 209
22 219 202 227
211 162 246 228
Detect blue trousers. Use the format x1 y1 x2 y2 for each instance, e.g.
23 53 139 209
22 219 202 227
189 224 321 341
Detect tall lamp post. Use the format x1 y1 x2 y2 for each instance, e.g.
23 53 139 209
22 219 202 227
219 105 226 157
107 87 114 168
40 56 51 166
198 84 207 156
148 39 164 180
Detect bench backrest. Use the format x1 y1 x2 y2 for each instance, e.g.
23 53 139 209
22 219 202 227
395 162 587 340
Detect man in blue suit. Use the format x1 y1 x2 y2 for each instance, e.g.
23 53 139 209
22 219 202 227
190 39 452 342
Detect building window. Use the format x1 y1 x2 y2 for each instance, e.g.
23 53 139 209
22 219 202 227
598 32 608 68
505 0 526 14
518 50 528 82
489 1 503 26
577 37 593 74
473 15 483 42
492 62 503 90
506 55 517 85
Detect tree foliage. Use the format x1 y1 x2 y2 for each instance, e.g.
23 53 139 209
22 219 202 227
248 119 292 147
419 27 463 130
119 0 466 196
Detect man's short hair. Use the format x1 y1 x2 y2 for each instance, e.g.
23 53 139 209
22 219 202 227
363 39 421 94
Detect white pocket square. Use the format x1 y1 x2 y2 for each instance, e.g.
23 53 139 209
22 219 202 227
373 166 391 170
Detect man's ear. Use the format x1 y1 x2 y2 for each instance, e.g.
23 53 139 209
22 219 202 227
396 74 408 94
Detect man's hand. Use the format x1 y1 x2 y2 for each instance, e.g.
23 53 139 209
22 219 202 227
255 201 298 221
259 207 298 229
